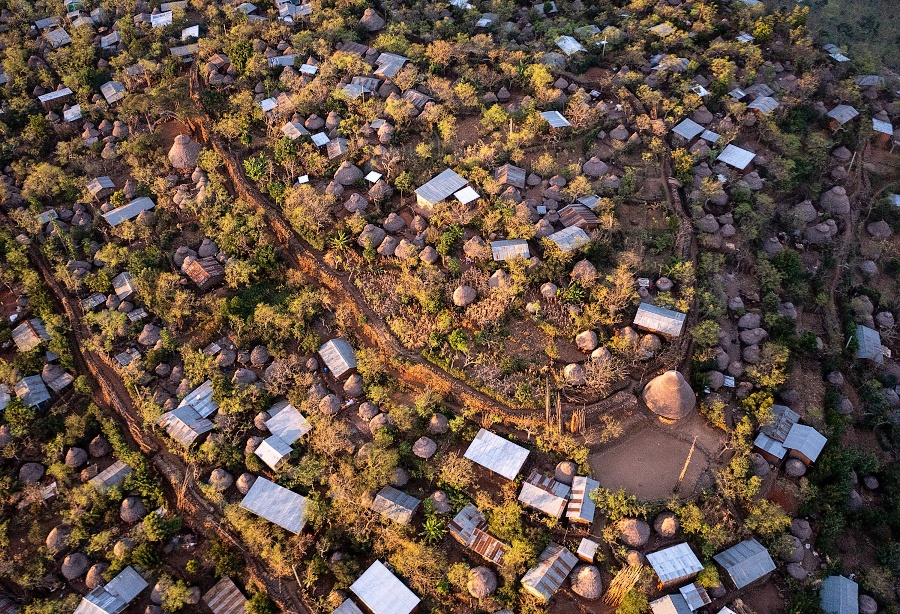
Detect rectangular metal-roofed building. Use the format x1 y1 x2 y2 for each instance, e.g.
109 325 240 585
783 423 827 465
103 197 155 227
647 543 704 586
112 272 135 300
240 476 308 534
556 35 586 56
558 203 600 230
350 560 420 614
491 239 530 261
326 138 348 159
753 432 787 462
518 469 571 518
255 435 293 470
650 594 694 614
38 87 74 108
12 318 51 352
855 324 884 363
747 96 779 115
521 543 578 602
90 460 132 491
64 105 82 122
281 121 309 139
744 83 774 99
178 379 218 418
158 405 214 446
266 401 311 444
495 163 526 189
672 118 704 141
15 375 51 408
74 566 148 614
372 486 421 525
828 105 860 127
680 582 712 610
88 176 115 198
333 599 365 614
45 27 71 47
566 475 599 524
717 144 756 170
448 504 509 564
203 577 247 614
820 575 858 614
319 338 357 379
374 53 408 79
855 75 885 88
540 110 571 128
634 303 686 337
150 11 172 27
649 22 675 36
713 539 776 589
547 226 591 253
402 89 432 110
185 257 225 290
100 81 125 104
577 537 599 562
415 168 469 212
464 428 529 480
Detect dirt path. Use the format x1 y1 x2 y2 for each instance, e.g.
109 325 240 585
0 214 310 614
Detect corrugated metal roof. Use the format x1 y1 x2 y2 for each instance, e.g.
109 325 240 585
372 486 421 525
255 436 292 470
106 567 148 605
464 428 529 480
541 110 571 128
203 577 247 614
854 75 884 87
680 583 712 610
101 81 125 104
495 163 526 189
281 122 309 139
454 185 480 204
649 22 675 36
350 560 420 614
90 460 132 491
747 96 779 115
87 176 115 195
374 53 408 78
311 132 330 147
170 43 199 58
547 226 591 252
701 129 721 143
332 599 364 614
326 138 348 159
447 503 507 563
855 325 883 362
518 469 570 518
15 375 50 407
557 35 586 56
753 432 786 459
103 197 155 227
713 539 776 589
717 144 756 170
266 402 311 444
178 380 218 418
650 594 694 614
760 404 799 443
82 293 106 311
820 575 858 614
673 118 704 140
112 272 135 300
402 89 432 110
745 83 774 98
558 204 600 229
158 405 214 446
873 118 893 135
319 338 357 378
75 566 148 614
38 88 73 103
634 303 686 337
45 28 72 47
12 318 51 352
63 104 82 122
783 424 827 462
566 475 599 524
415 169 468 205
521 543 578 602
577 538 599 561
240 476 308 534
491 239 530 261
828 105 859 125
647 543 704 584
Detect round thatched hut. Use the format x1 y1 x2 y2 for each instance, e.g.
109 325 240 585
642 370 696 421
168 134 202 170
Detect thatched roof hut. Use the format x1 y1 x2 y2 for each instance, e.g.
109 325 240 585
642 371 696 421
168 134 202 169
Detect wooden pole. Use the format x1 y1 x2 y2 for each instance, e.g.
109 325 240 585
674 436 697 494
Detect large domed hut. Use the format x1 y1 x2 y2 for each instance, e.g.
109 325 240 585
642 370 696 422
168 133 202 170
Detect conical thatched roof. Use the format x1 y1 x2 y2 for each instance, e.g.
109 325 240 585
467 566 497 598
120 496 147 523
642 370 696 421
61 553 90 580
168 134 202 170
570 565 602 599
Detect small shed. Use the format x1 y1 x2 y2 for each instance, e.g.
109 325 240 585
64 105 82 122
100 81 126 104
744 83 774 99
82 293 107 312
546 226 591 252
650 595 693 614
782 424 827 465
38 87 74 110
87 176 115 199
266 402 311 445
633 304 686 337
747 96 779 115
558 204 599 230
158 405 214 446
333 599 365 614
185 257 225 290
647 543 704 587
240 476 308 534
203 578 247 614
372 486 421 525
350 560 420 614
170 44 199 61
566 475 599 524
12 318 51 352
872 118 893 146
73 566 148 614
15 375 51 408
713 539 776 589
414 169 469 214
649 22 675 36
521 543 578 602
540 110 571 128
717 144 756 171
855 325 884 363
90 460 132 491
495 163 526 189
112 272 135 300
464 428 529 480
820 575 858 614
45 27 72 48
281 121 310 140
318 338 357 379
402 89 432 110
374 52 408 79
490 239 530 261
679 583 712 610
150 11 172 27
577 538 599 562
518 469 571 518
827 105 860 129
448 504 508 564
103 197 155 227
326 138 349 160
557 35 586 56
255 436 293 470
